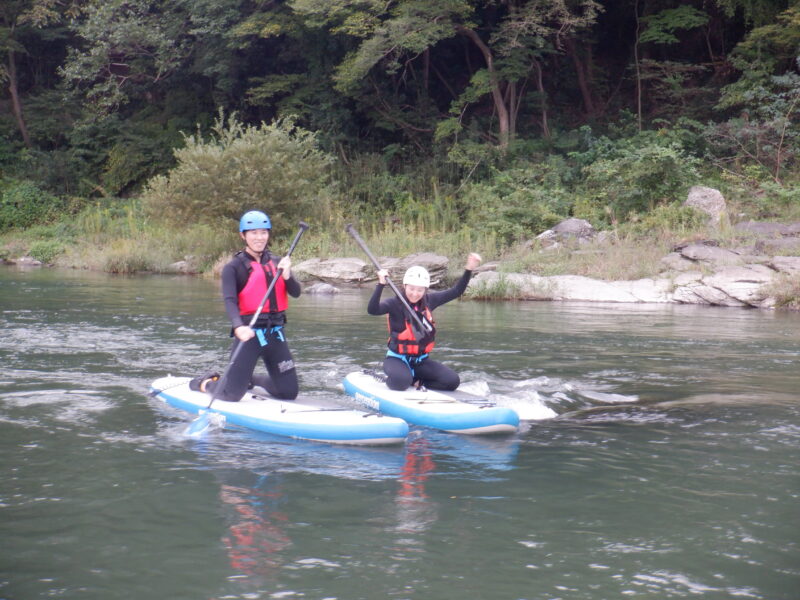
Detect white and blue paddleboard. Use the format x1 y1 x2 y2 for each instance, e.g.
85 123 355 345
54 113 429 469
150 376 409 446
342 370 519 435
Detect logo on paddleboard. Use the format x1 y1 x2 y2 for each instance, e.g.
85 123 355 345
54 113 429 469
353 392 379 411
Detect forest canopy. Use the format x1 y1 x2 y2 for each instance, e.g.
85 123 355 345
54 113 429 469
1 0 798 242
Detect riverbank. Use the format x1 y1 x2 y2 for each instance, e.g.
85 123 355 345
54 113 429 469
288 218 800 310
4 218 799 310
3 203 799 310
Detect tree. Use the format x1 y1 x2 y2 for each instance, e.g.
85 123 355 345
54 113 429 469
486 0 602 142
633 3 710 127
292 0 601 149
710 4 800 183
60 0 195 112
1 0 82 147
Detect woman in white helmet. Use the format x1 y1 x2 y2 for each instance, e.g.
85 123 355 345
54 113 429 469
368 252 482 391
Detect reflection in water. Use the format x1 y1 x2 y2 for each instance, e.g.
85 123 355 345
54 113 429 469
395 435 438 537
220 479 291 580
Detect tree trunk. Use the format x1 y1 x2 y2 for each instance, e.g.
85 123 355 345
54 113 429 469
456 26 511 148
7 51 32 148
633 0 643 132
531 58 550 140
507 80 517 138
564 36 596 118
422 48 430 93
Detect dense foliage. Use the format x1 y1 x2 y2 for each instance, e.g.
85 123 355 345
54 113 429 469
143 113 333 237
0 0 798 239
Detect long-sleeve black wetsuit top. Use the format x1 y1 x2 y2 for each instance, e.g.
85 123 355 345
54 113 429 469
221 249 302 331
367 270 473 336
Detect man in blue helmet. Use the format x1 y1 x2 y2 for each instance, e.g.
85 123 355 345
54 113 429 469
191 210 301 400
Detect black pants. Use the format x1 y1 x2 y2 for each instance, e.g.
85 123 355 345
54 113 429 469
383 355 460 392
212 328 298 401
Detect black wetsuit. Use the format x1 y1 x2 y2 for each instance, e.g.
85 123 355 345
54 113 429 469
367 270 472 391
212 250 302 401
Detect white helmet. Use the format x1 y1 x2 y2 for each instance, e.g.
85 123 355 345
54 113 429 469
403 265 430 288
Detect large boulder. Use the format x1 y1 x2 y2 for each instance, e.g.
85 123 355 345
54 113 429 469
294 257 371 284
672 265 776 308
378 252 449 287
677 243 744 267
294 252 450 287
733 220 800 254
304 282 340 294
468 272 672 303
734 221 800 237
770 256 800 275
684 186 727 227
469 265 781 309
536 218 596 247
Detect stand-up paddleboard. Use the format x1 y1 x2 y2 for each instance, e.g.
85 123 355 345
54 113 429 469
342 370 519 435
151 376 409 445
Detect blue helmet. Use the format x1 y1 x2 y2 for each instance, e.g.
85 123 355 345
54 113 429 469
239 210 271 232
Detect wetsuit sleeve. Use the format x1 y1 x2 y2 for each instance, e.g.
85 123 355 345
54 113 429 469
427 269 472 310
285 275 301 298
367 284 390 315
221 260 246 329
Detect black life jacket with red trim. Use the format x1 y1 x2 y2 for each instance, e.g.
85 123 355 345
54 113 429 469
237 254 288 315
387 303 436 356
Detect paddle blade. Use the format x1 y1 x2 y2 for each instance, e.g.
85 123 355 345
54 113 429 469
184 410 225 436
185 412 211 436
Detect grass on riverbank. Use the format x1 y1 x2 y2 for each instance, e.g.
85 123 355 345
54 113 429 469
1 196 798 303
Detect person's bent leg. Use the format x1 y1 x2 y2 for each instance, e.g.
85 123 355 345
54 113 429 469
383 356 413 391
415 358 460 391
205 338 261 402
258 333 299 400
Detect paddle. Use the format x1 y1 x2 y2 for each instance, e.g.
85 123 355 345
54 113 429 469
345 224 433 338
185 221 310 436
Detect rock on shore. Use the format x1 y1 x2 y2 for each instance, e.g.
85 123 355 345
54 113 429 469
294 218 800 309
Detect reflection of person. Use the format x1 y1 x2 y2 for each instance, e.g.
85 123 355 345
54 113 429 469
398 437 436 500
395 436 438 536
220 482 290 579
191 210 301 400
368 253 482 392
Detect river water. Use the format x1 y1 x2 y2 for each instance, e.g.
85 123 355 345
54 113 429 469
1 266 798 600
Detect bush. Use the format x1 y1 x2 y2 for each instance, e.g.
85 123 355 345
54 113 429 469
143 112 334 237
572 140 700 226
460 162 571 245
768 274 800 310
622 203 707 238
0 180 64 231
467 274 524 300
28 239 65 264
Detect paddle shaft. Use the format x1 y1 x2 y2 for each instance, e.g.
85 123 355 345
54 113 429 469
345 224 432 335
203 221 309 410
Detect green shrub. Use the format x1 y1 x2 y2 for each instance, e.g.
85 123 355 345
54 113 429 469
143 112 334 237
622 203 707 238
467 274 524 301
0 180 64 231
28 239 65 264
768 274 800 310
459 162 571 245
573 141 700 226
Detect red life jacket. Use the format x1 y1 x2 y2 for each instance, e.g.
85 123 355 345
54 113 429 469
238 259 288 315
388 305 436 356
